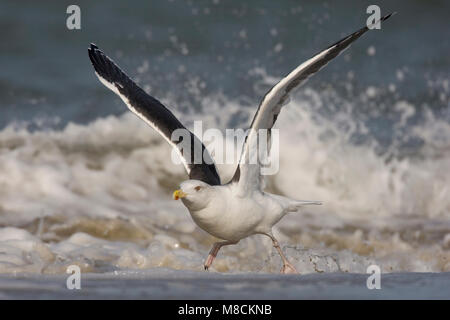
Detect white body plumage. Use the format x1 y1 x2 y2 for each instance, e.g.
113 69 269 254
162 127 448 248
178 180 319 242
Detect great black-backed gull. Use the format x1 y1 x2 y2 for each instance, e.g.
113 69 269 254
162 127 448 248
88 13 393 273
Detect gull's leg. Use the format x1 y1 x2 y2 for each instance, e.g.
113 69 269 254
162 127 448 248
265 233 298 274
204 240 238 271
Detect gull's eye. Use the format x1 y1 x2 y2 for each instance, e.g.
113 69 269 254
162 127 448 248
194 186 202 192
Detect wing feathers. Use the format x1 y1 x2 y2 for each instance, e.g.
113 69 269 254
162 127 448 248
232 14 394 189
88 44 221 185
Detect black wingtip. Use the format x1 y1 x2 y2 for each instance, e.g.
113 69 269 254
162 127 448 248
382 12 396 22
87 42 132 91
87 43 106 76
364 12 395 32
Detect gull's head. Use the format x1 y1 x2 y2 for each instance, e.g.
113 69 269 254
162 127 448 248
173 180 213 211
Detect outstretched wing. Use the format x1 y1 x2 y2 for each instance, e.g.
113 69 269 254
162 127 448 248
88 44 221 185
232 13 394 193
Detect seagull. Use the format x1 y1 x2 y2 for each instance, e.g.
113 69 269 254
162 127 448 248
88 14 393 273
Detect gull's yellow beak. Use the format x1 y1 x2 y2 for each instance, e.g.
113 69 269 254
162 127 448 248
173 189 187 200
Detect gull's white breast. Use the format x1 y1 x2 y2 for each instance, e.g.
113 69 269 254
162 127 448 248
187 184 285 241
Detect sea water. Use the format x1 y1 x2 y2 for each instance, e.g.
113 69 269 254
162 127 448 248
0 0 449 298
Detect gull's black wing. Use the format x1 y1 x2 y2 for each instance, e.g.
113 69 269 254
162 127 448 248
231 13 394 192
88 44 221 185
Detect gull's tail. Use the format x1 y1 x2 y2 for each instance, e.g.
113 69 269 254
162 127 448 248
287 200 323 212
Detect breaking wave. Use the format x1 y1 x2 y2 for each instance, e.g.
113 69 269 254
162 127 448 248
0 75 449 274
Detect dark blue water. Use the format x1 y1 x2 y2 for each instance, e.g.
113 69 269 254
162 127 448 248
0 0 448 139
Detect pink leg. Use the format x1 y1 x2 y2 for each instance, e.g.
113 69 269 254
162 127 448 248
266 234 298 274
204 240 238 270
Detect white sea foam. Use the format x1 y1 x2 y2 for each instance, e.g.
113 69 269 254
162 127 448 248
0 83 449 274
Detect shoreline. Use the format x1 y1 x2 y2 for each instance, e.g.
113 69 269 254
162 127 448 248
1 269 449 299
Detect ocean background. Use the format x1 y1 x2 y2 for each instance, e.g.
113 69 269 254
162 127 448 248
0 0 449 297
